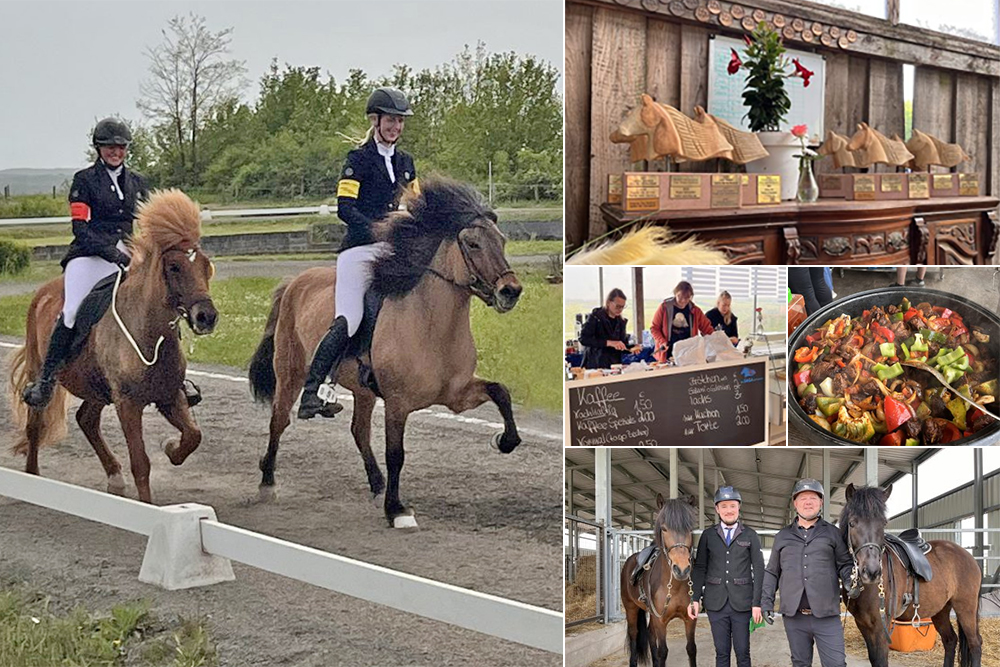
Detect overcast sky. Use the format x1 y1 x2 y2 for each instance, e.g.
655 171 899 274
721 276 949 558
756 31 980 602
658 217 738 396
0 0 563 171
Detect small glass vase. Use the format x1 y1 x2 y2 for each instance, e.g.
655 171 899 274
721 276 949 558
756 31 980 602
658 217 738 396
797 159 819 203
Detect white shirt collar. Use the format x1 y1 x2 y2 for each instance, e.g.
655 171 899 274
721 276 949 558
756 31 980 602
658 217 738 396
375 140 395 157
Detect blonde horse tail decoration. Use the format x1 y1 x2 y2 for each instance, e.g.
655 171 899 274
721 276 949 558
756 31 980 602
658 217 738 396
567 226 728 265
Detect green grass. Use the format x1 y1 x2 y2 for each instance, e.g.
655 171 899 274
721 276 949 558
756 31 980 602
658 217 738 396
0 272 561 411
0 588 216 667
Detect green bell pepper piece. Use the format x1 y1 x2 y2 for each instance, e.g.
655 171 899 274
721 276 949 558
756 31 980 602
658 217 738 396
876 363 904 381
880 342 896 357
816 396 844 417
905 438 920 447
946 396 968 430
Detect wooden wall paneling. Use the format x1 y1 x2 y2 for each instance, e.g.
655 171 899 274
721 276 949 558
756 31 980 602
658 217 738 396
678 27 711 172
645 19 681 108
867 59 905 173
565 3 594 251
992 79 1000 198
588 8 646 241
818 52 851 176
914 66 956 173
953 73 991 188
846 56 871 135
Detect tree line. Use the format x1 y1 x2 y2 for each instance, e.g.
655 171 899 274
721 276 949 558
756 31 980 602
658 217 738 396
122 15 563 202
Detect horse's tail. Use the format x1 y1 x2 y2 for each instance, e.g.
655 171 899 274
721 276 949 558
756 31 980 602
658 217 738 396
248 281 289 404
8 312 69 454
625 607 650 666
958 594 981 667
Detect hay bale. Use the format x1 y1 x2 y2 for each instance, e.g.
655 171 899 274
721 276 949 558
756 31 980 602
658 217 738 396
566 555 599 623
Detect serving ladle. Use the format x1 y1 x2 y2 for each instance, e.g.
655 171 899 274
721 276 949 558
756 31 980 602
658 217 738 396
901 360 1000 422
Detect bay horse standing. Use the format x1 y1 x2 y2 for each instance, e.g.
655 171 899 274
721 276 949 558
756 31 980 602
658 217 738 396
841 484 982 667
248 178 523 529
620 494 698 667
8 190 217 502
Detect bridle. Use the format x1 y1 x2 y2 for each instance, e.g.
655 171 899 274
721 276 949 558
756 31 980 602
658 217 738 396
643 539 694 620
425 221 514 305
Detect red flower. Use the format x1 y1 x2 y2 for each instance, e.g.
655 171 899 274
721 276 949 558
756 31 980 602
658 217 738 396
792 58 814 87
744 34 753 46
791 124 808 138
728 48 742 75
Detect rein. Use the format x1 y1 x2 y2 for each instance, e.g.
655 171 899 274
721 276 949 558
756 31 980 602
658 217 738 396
848 535 925 642
110 247 199 367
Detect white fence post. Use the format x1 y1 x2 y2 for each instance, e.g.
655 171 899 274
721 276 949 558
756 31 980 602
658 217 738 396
138 503 235 590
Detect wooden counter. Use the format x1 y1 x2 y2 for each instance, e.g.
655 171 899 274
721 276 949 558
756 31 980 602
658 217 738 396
600 196 1000 265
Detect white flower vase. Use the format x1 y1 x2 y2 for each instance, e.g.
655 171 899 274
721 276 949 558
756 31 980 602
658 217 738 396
746 131 800 201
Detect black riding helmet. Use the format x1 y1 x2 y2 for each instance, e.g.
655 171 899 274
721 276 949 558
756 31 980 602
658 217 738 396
792 478 825 500
714 486 742 504
93 117 132 147
366 87 414 117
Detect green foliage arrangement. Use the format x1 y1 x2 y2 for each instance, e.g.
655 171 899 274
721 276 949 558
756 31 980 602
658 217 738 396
0 240 30 276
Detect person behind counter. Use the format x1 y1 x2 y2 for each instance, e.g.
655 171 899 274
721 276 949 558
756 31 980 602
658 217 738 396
650 281 715 363
705 291 739 345
579 288 642 369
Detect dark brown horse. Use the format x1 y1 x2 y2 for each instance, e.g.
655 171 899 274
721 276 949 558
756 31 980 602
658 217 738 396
841 484 983 667
248 178 523 528
620 494 698 667
8 190 217 502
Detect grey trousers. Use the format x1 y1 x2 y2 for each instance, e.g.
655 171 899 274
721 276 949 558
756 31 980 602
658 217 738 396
782 612 846 667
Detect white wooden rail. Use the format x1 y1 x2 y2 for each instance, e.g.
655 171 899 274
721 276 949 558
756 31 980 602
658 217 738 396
0 467 562 653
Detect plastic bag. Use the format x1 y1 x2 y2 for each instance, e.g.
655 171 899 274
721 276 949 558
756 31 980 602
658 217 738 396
705 330 744 362
672 336 707 366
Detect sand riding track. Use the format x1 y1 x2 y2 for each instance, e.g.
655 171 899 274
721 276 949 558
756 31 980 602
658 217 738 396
0 341 563 666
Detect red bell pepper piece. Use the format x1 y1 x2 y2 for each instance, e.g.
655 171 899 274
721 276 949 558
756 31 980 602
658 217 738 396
884 395 913 433
951 322 968 337
903 308 920 322
939 422 962 443
932 307 954 318
794 346 819 363
793 369 812 386
879 431 904 446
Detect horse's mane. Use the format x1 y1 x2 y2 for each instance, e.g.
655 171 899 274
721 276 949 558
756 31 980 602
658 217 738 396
129 189 202 263
838 486 888 540
654 498 695 546
371 177 496 297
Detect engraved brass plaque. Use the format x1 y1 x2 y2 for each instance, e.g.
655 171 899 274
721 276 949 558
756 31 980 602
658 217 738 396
627 186 660 198
711 174 741 208
933 174 954 191
608 174 622 204
908 173 929 199
820 174 844 191
625 198 659 212
853 174 876 201
626 173 659 187
669 174 702 200
959 173 979 196
880 174 904 193
757 175 780 204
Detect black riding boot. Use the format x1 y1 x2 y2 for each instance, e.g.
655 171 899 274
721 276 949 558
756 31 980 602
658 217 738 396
183 378 202 407
298 316 349 420
22 317 76 408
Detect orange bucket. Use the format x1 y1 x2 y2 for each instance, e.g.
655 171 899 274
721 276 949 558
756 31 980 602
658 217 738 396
889 619 937 652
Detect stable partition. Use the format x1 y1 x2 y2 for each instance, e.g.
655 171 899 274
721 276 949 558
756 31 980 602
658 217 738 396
566 0 1000 251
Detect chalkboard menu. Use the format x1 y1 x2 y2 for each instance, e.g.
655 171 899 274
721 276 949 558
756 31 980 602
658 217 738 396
565 359 768 447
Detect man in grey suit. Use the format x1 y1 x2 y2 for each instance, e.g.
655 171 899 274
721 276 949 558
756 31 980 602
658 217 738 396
761 479 860 667
688 486 765 667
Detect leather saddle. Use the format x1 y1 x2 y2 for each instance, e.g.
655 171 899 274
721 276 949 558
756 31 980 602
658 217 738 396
631 544 658 586
886 529 933 581
344 289 385 397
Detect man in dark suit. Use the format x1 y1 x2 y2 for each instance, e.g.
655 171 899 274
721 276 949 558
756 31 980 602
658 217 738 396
761 479 859 667
688 486 765 667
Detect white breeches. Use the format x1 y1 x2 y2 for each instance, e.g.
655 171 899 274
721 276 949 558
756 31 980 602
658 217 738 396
62 241 130 328
335 242 392 337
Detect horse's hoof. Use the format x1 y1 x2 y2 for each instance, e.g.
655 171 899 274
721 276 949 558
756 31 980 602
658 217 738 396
107 473 126 496
392 514 419 529
161 437 181 464
490 433 502 451
371 491 385 506
258 484 278 503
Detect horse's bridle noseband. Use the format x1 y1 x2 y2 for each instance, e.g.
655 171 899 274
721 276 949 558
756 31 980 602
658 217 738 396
643 540 694 620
